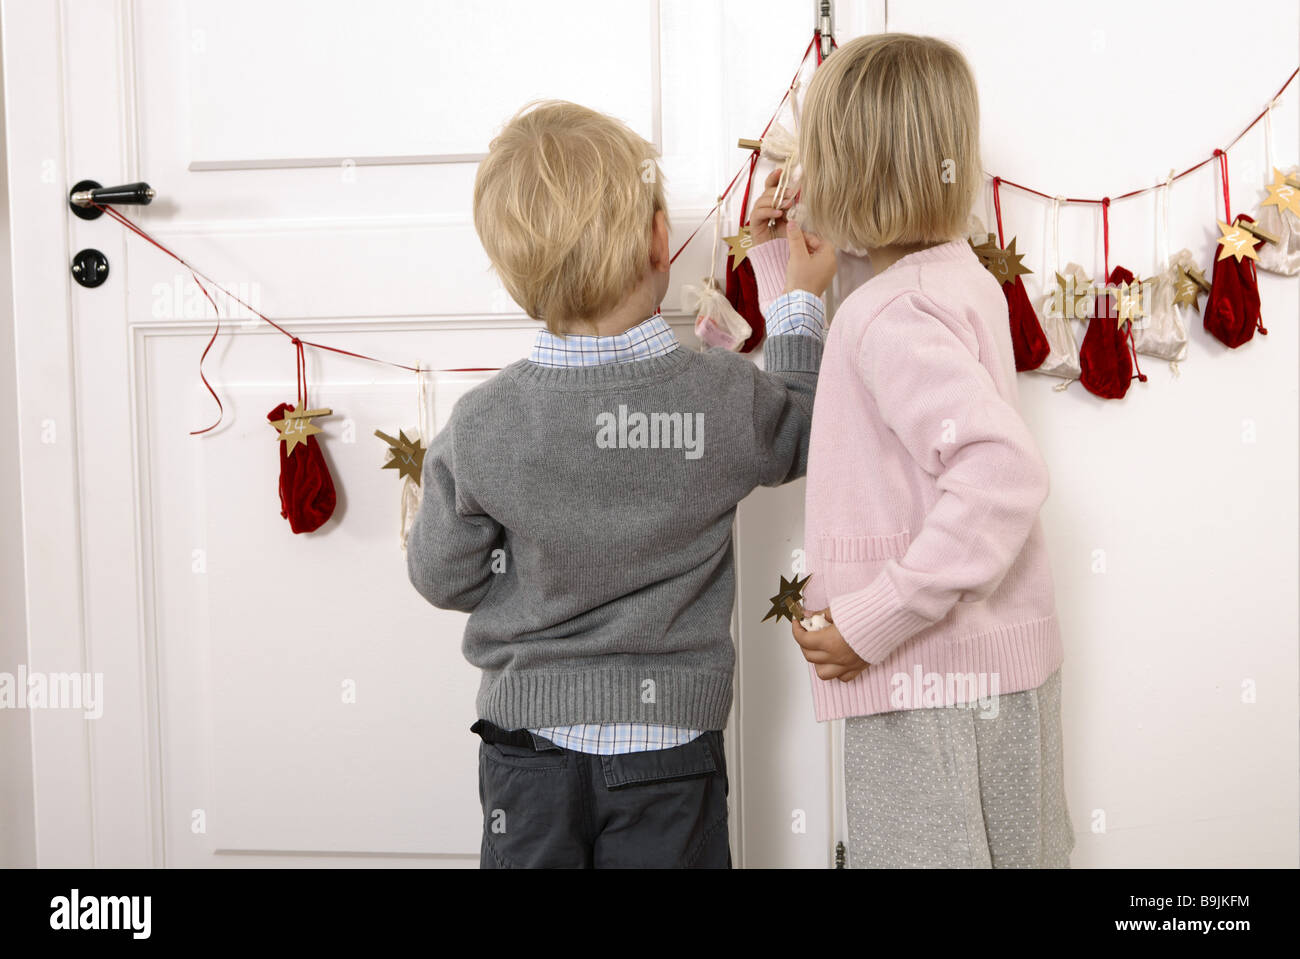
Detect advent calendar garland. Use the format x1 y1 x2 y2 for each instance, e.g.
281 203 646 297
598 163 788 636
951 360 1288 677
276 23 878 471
976 66 1300 398
671 31 837 353
93 202 492 535
90 45 1300 541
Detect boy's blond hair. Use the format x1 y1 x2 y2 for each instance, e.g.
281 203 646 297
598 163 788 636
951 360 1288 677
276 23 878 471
473 101 666 334
798 33 981 251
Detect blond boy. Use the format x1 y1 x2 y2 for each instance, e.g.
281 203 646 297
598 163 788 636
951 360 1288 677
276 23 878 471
408 101 836 868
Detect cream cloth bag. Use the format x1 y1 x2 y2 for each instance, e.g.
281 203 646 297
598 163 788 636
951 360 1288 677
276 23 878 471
398 368 431 551
684 196 750 351
1034 198 1083 381
1256 99 1300 276
1133 175 1190 373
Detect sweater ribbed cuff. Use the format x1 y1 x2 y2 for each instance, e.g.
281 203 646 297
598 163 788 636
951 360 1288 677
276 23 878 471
748 238 790 310
829 571 934 665
762 332 823 374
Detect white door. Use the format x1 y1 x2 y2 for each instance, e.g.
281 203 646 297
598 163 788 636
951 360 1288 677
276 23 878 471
4 0 883 867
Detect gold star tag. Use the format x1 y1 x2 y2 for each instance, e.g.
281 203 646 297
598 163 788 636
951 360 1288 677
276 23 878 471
763 573 812 624
1216 220 1260 262
1052 271 1095 320
982 237 1033 286
1172 267 1204 311
1183 263 1211 294
270 406 330 457
1261 168 1300 218
1112 280 1147 326
375 429 427 484
969 233 1000 263
723 226 754 268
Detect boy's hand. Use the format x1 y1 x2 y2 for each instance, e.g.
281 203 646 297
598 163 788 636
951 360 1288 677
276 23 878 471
791 610 869 683
750 168 794 244
784 220 837 299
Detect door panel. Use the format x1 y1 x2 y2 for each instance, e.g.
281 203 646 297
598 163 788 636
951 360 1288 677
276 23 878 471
4 0 882 866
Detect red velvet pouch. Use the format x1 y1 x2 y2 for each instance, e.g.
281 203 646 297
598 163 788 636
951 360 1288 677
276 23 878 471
267 401 336 534
725 154 767 353
1004 274 1050 371
1204 213 1266 349
989 179 1049 371
1079 266 1139 400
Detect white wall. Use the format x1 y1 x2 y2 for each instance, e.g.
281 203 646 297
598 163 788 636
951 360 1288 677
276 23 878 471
889 0 1299 865
0 26 37 868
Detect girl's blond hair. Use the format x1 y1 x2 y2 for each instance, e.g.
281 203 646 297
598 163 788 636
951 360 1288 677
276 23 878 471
473 101 666 333
798 33 981 251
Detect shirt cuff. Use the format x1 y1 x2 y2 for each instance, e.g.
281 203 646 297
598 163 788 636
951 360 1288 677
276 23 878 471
764 289 826 339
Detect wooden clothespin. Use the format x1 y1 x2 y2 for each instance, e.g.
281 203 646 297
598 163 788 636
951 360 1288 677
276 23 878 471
1183 263 1212 294
284 407 332 419
1234 217 1279 246
737 137 762 151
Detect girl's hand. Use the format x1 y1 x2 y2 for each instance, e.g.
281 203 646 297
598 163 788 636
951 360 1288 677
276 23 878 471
750 168 795 244
784 220 837 299
791 610 869 683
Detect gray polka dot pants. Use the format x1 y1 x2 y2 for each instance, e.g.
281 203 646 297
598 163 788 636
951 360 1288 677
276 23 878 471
844 669 1074 868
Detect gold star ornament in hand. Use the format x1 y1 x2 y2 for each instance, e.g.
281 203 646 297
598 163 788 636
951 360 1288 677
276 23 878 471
723 226 754 268
270 406 330 457
375 429 427 484
1261 168 1300 218
1216 220 1260 262
763 573 812 624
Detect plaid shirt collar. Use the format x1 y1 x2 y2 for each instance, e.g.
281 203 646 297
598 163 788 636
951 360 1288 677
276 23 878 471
529 312 679 368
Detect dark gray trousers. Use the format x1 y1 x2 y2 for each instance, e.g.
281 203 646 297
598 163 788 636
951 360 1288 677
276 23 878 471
473 722 731 869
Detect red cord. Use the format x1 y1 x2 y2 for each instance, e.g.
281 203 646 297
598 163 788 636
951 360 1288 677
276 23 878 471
1127 321 1147 383
738 152 760 229
1215 149 1231 222
96 203 498 434
188 271 224 435
670 34 820 264
1254 257 1268 335
1101 198 1110 281
991 67 1296 207
992 176 1005 247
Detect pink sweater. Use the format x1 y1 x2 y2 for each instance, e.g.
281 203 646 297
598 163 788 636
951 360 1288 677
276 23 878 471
750 238 1063 720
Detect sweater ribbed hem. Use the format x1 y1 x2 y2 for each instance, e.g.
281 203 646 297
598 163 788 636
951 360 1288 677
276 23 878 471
476 667 734 732
809 614 1063 721
829 572 933 664
749 238 790 310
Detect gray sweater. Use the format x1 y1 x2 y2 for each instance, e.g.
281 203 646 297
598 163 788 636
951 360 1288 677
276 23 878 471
407 334 821 731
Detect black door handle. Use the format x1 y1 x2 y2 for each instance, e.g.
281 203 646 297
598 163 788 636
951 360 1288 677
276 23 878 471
69 179 155 220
